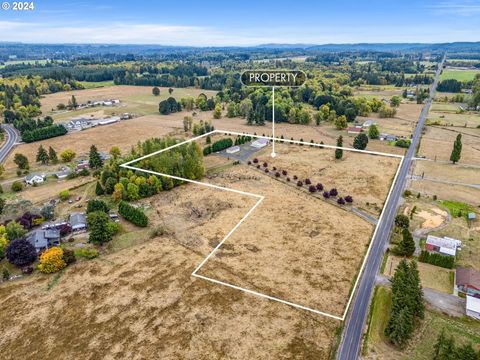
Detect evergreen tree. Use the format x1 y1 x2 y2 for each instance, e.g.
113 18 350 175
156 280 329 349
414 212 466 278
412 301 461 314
87 211 112 244
95 182 105 195
395 228 415 256
88 145 103 169
36 145 49 164
450 134 462 164
48 146 58 164
353 133 369 150
368 124 380 139
335 136 343 159
152 86 160 96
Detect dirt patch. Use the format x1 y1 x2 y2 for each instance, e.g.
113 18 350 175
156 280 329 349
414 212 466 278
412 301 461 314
416 209 447 229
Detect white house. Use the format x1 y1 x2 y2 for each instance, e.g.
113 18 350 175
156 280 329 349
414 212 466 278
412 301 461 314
362 119 376 128
251 138 269 148
425 235 462 257
24 173 45 186
466 295 480 320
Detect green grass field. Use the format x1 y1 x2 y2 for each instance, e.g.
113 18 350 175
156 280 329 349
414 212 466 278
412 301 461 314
79 81 115 89
440 69 480 82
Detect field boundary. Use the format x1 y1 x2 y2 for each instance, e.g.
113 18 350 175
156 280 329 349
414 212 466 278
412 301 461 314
121 129 404 321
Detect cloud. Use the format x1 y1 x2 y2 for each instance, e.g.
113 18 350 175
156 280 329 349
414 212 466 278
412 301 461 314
427 0 480 16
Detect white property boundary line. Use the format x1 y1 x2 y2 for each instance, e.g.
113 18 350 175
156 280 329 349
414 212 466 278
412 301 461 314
121 129 404 321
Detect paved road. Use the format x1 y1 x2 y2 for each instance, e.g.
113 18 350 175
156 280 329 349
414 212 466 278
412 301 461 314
336 54 446 360
0 124 19 163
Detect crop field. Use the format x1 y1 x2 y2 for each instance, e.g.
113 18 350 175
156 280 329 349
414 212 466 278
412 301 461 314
440 69 480 81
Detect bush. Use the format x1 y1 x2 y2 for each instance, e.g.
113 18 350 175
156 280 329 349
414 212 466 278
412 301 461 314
11 181 23 192
308 185 316 193
418 250 454 269
286 177 290 182
272 167 276 171
275 172 280 177
5 239 37 267
247 161 251 165
264 168 269 173
293 175 298 180
305 179 311 185
256 165 260 169
203 146 212 156
395 139 411 148
403 190 412 197
395 214 410 229
38 247 66 274
263 162 268 168
282 170 287 176
344 195 353 203
118 201 148 227
75 247 99 259
323 191 330 199
329 188 338 197
297 181 303 187
59 189 70 201
316 183 323 191
253 158 258 163
337 197 345 205
62 248 76 265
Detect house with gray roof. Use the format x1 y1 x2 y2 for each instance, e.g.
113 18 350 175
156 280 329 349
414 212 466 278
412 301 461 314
27 229 61 253
69 212 87 232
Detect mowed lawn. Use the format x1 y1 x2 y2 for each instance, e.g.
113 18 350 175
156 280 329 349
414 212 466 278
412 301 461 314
440 69 480 81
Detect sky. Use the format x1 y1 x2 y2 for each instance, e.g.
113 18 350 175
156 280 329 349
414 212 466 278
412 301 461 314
0 0 479 46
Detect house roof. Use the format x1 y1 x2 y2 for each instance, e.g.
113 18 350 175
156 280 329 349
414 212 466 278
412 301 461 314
456 267 480 289
466 295 480 314
468 212 476 220
347 127 362 133
27 229 60 249
426 235 460 250
69 212 87 227
25 173 44 181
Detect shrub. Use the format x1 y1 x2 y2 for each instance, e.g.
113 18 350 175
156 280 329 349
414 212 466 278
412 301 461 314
263 162 268 168
418 250 454 269
323 191 330 199
275 172 280 177
75 247 99 259
403 189 412 197
256 165 260 169
62 249 76 265
344 195 353 203
329 188 338 197
316 183 323 191
11 181 23 192
264 168 269 173
286 177 290 182
247 161 251 165
60 149 76 162
5 239 37 267
38 247 66 274
293 175 298 180
272 167 276 171
395 139 411 148
202 146 212 156
118 201 148 227
305 179 311 185
282 170 287 176
337 197 345 205
59 189 70 201
308 185 316 193
253 158 258 163
297 181 303 187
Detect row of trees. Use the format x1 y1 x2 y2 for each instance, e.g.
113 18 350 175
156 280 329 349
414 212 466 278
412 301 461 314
22 124 67 143
418 250 455 269
118 201 148 227
385 259 424 347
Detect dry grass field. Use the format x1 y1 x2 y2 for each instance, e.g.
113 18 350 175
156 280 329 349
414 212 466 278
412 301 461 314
41 85 217 117
409 180 480 206
383 255 453 294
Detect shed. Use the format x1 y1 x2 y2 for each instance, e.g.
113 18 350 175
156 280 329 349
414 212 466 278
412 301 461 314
347 127 362 134
466 295 480 320
251 138 269 148
226 146 240 154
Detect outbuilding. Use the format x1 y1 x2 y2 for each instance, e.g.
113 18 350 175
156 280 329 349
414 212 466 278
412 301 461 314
466 295 480 320
226 146 240 154
251 138 269 148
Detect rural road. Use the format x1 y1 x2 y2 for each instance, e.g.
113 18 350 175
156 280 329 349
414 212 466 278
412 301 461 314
336 54 446 360
0 124 19 163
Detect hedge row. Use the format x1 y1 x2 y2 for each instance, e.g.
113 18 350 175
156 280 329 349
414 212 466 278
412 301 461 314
211 138 233 152
118 201 148 227
418 250 455 269
22 124 67 143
